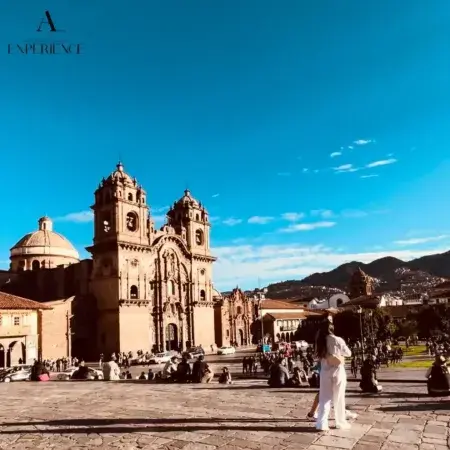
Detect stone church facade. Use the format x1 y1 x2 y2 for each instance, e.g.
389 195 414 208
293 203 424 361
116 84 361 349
213 288 253 348
87 162 216 355
2 162 218 358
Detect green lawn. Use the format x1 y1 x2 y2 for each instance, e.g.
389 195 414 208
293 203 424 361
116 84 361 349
394 359 432 369
399 345 427 356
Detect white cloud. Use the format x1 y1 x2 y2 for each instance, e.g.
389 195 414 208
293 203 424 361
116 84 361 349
280 221 336 233
153 206 169 213
394 235 449 246
281 212 305 222
311 209 335 219
348 146 354 150
365 158 397 168
248 216 274 225
212 243 450 289
330 152 342 158
335 164 352 171
277 172 291 177
222 218 243 226
360 174 379 179
54 211 93 223
302 168 309 173
209 216 220 222
212 193 220 198
340 147 344 150
354 139 373 145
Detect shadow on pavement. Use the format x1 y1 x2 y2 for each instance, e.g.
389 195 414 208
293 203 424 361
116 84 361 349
379 400 450 412
0 417 319 435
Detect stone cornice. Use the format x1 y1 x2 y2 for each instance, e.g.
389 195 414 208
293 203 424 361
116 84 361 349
119 299 151 307
192 254 217 262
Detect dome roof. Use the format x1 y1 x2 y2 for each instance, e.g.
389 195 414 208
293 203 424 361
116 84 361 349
10 217 80 260
105 162 136 186
212 287 222 299
176 189 200 208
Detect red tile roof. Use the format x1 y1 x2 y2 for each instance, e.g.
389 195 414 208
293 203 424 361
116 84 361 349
265 312 307 320
260 299 304 309
0 291 52 310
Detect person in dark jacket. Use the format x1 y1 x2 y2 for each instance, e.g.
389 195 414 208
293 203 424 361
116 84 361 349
71 361 90 380
360 357 382 393
427 355 450 396
175 357 192 383
268 358 290 387
192 355 208 383
30 360 49 381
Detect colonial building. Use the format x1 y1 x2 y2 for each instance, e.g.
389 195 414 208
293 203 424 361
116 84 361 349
3 162 218 359
214 288 253 347
0 291 52 367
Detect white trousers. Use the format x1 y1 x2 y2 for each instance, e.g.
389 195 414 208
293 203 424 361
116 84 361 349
316 366 348 428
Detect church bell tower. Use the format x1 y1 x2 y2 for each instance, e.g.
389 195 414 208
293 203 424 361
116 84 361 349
87 162 154 355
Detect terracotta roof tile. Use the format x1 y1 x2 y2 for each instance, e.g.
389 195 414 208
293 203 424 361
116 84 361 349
0 291 52 310
260 299 304 309
264 312 307 320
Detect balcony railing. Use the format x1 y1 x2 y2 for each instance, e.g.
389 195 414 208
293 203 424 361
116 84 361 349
279 326 297 332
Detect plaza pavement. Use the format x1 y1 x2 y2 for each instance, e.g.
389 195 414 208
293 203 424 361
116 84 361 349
1 378 449 450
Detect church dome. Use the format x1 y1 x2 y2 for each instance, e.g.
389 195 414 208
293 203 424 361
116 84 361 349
212 287 223 300
10 217 80 272
105 162 136 186
176 189 200 208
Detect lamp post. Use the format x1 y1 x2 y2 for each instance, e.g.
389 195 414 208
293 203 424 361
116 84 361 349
357 306 365 360
368 311 374 344
254 288 268 349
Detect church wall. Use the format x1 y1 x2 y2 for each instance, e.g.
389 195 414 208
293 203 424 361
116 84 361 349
98 311 120 355
39 300 71 360
193 306 215 347
213 303 226 347
119 305 152 353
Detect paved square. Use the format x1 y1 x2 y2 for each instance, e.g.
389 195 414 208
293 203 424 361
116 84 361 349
0 380 449 449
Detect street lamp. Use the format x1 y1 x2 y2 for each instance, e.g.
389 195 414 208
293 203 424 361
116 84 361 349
254 288 268 349
357 306 365 360
368 311 374 343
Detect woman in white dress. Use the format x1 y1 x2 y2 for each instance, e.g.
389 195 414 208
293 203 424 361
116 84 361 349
315 322 352 431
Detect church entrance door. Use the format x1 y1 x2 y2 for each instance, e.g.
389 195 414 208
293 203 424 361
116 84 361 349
238 329 244 346
165 323 178 352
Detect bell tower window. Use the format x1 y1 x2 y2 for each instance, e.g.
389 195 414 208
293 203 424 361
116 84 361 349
200 289 206 301
195 229 204 245
130 285 138 299
128 193 133 202
32 260 40 271
126 212 139 232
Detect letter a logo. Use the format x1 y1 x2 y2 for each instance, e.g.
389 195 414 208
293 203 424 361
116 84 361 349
36 11 58 32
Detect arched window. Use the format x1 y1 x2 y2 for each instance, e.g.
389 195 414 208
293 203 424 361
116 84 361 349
130 285 138 299
236 306 242 315
41 261 46 268
200 289 206 301
195 229 204 245
195 214 200 221
32 260 40 271
169 280 175 296
128 193 133 202
126 212 138 232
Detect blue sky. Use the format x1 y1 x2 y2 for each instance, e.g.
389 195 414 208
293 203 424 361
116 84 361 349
1 1 450 290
